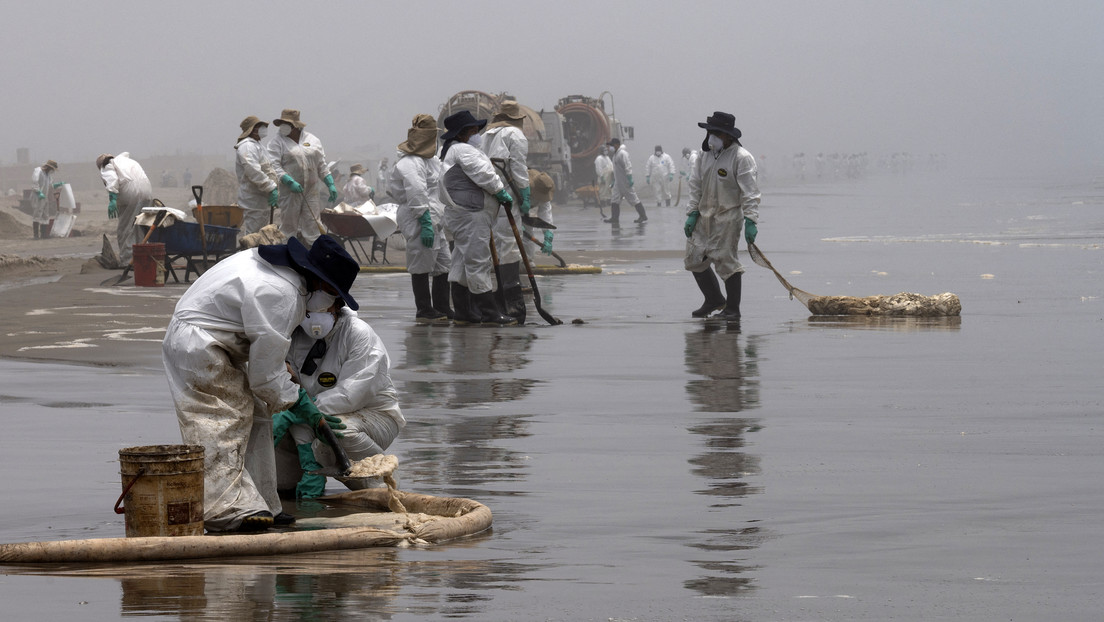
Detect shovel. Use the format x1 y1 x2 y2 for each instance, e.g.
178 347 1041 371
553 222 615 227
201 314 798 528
191 185 209 273
309 419 380 489
523 231 567 268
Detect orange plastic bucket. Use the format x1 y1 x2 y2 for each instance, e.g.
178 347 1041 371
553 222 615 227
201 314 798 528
132 243 166 287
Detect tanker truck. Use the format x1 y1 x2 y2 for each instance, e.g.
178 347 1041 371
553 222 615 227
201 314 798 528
437 91 632 199
437 90 571 193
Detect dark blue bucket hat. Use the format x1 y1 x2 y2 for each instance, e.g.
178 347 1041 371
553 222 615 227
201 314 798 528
441 110 488 142
258 234 360 310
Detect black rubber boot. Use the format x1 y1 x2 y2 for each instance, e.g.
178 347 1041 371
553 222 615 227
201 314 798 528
473 291 517 325
665 199 671 207
432 274 453 320
633 203 648 223
604 202 620 224
33 222 40 239
411 274 446 322
451 282 479 325
499 262 526 325
691 269 727 317
718 272 742 320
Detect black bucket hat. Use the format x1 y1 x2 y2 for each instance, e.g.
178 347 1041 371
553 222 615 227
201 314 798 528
697 111 742 141
258 235 360 310
441 110 488 142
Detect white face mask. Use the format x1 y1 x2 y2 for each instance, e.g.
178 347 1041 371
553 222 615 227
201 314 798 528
256 125 268 139
278 124 293 137
299 310 336 339
467 134 483 149
305 289 337 312
707 135 725 153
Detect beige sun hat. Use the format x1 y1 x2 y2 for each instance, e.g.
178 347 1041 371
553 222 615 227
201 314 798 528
273 108 306 129
350 163 365 175
95 154 114 169
489 99 526 129
238 115 268 141
397 114 440 158
42 159 59 171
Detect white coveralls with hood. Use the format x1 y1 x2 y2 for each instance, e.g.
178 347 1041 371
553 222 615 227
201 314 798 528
685 140 760 279
98 152 152 265
161 236 358 531
441 138 505 295
646 149 676 205
235 120 278 237
264 114 331 246
390 125 449 276
342 169 375 207
275 307 406 492
482 121 529 265
594 150 614 203
31 164 56 227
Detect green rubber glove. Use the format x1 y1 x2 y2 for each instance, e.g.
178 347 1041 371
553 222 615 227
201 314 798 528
290 387 346 433
744 217 758 244
268 188 279 207
418 210 434 248
684 210 700 238
542 229 554 254
52 181 65 188
295 443 326 499
646 175 651 185
272 409 297 446
281 174 303 193
107 192 118 219
494 188 513 206
368 186 376 200
519 186 531 215
324 174 338 203
36 190 45 199
667 173 674 182
627 174 634 187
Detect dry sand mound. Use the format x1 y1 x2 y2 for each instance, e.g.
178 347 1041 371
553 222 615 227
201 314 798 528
0 209 30 239
199 168 238 206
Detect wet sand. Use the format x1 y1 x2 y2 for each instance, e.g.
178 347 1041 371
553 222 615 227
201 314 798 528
1 171 1102 620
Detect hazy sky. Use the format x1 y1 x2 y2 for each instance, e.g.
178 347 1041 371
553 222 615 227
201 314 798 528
5 0 1102 174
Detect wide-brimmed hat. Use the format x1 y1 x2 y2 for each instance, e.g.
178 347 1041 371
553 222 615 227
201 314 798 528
488 99 526 130
42 159 58 171
607 137 621 147
397 113 439 158
95 154 114 169
697 111 742 141
441 110 488 142
349 163 365 175
238 115 267 141
273 108 306 129
258 235 360 310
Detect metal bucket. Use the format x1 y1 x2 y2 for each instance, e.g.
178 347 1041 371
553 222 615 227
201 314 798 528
117 444 204 537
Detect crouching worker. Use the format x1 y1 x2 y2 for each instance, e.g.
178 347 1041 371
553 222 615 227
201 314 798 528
274 297 406 498
162 234 360 532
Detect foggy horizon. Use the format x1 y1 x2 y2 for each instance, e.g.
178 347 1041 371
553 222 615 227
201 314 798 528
4 1 1102 178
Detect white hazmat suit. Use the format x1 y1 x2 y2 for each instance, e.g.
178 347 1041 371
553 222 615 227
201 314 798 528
685 144 760 279
265 131 330 245
594 152 614 203
276 308 405 491
441 141 505 294
31 166 55 225
610 144 641 206
389 154 449 275
162 248 307 532
483 124 529 264
234 136 278 237
99 152 152 265
646 151 676 205
342 174 374 207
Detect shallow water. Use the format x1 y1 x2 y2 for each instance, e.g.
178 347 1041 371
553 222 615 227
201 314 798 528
1 170 1102 620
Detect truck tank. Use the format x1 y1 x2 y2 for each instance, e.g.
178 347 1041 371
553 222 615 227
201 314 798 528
555 94 633 191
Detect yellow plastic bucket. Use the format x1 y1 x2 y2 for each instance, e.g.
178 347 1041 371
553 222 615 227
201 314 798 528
117 444 204 537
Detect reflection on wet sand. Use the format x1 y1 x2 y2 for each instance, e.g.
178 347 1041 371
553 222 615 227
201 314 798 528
804 315 963 331
684 324 764 598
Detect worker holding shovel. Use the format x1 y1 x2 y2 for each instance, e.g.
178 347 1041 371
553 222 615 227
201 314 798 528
234 115 279 238
264 108 337 245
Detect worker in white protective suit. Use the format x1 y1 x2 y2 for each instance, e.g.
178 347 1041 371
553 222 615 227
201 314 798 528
594 146 613 214
376 157 390 193
524 168 556 258
342 163 375 207
681 147 700 181
606 137 648 226
439 110 516 325
683 111 760 321
482 99 531 324
274 301 405 498
162 234 360 532
31 159 63 239
234 116 279 238
96 152 152 265
264 109 337 246
389 113 452 322
646 145 676 208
